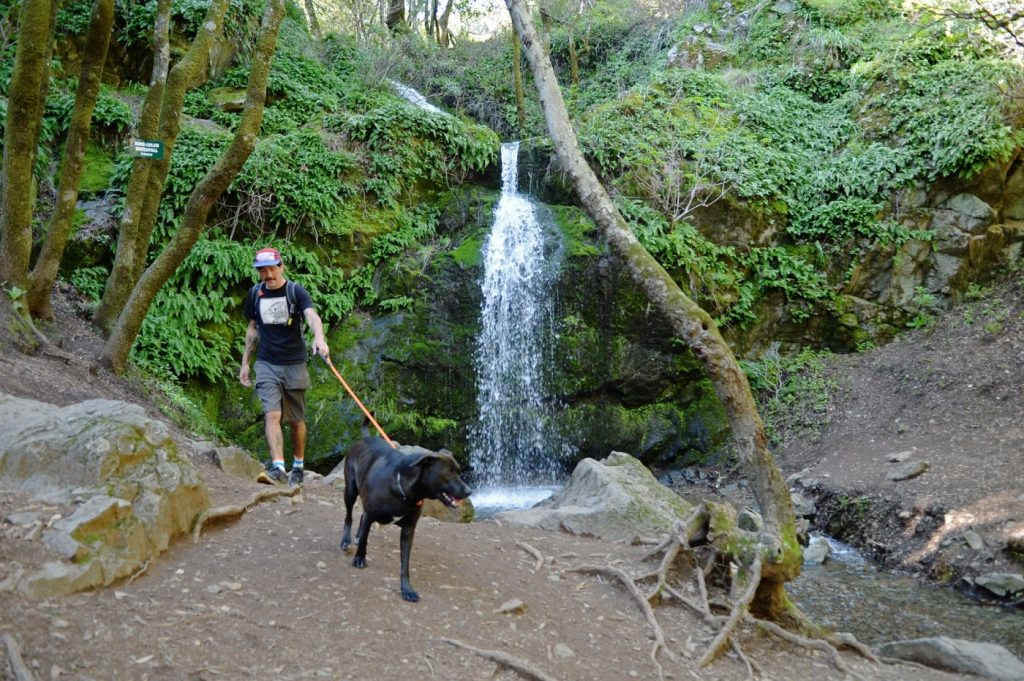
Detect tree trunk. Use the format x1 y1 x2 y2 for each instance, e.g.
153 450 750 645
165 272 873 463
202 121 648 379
386 0 405 32
512 28 527 129
304 0 322 38
504 0 802 620
27 0 115 320
438 0 454 49
567 25 579 88
102 0 287 374
93 0 229 333
0 0 57 292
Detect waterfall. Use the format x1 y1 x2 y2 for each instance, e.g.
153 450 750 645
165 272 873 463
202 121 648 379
389 80 446 115
469 142 568 496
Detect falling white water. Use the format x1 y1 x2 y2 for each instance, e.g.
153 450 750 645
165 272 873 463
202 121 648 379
389 80 447 115
469 142 567 506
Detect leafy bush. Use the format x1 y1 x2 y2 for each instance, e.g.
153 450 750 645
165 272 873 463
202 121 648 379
334 103 498 206
741 347 836 445
234 130 357 235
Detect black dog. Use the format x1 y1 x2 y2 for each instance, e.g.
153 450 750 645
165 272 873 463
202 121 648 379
340 436 472 602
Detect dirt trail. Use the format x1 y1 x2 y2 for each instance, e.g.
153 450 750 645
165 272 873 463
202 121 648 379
2 281 1021 680
0 462 979 681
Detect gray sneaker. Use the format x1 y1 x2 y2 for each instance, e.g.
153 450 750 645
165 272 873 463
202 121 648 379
288 468 304 486
265 466 287 484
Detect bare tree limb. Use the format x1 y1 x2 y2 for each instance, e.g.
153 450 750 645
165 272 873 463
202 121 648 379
516 541 545 572
1 634 38 681
699 556 761 667
572 564 674 678
440 638 560 681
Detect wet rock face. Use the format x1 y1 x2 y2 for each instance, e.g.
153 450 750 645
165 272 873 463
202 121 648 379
0 394 209 598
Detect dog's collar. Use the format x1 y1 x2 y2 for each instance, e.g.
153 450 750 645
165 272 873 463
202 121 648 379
394 472 423 507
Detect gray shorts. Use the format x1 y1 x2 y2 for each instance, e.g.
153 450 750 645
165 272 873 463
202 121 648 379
254 360 310 423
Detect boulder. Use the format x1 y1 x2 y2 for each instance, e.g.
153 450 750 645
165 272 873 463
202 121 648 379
877 637 1024 681
497 451 693 541
208 445 264 481
974 572 1024 599
0 394 209 598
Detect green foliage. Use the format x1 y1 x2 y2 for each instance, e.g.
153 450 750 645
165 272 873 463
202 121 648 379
235 130 357 235
130 235 252 381
334 103 498 206
861 58 1020 179
47 85 134 139
79 141 116 195
741 347 835 445
67 265 108 301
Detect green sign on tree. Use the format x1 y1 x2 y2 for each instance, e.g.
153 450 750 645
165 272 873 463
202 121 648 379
131 139 165 160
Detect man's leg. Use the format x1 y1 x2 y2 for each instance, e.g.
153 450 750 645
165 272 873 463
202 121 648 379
286 420 306 486
264 410 286 467
290 419 306 465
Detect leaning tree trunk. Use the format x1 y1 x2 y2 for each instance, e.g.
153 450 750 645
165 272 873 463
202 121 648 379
303 0 322 38
385 0 405 32
511 28 527 129
102 0 287 375
93 0 229 334
505 0 803 626
27 0 115 320
0 0 57 292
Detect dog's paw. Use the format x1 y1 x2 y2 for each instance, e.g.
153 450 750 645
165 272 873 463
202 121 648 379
340 538 350 551
401 587 419 603
352 556 366 569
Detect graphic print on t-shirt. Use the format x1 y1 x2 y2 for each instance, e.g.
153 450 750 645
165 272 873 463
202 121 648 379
259 297 290 325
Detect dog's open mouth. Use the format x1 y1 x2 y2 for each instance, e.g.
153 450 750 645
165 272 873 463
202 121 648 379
439 492 462 508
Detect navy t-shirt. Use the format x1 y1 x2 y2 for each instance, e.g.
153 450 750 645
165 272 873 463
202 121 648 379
242 281 314 365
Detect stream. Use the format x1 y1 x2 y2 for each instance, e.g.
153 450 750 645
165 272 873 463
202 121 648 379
474 490 1023 657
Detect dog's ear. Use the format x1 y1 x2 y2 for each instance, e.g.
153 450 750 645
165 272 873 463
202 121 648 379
399 452 434 494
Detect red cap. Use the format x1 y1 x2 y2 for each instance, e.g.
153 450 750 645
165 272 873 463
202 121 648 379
253 247 282 268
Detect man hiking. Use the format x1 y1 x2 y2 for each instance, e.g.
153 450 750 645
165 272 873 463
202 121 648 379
239 247 329 485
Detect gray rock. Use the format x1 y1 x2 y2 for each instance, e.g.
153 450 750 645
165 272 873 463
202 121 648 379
963 529 984 551
0 394 209 598
789 492 816 518
208 446 263 481
498 452 692 541
885 450 914 463
974 572 1024 599
802 535 830 565
877 637 1024 681
887 460 929 481
737 506 763 532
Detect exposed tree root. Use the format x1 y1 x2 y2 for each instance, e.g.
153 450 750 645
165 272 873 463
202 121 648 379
441 637 559 681
516 541 545 572
566 502 880 678
192 486 300 542
699 556 761 667
1 633 38 681
571 564 675 679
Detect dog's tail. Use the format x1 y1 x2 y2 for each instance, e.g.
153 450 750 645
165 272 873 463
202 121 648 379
361 413 374 438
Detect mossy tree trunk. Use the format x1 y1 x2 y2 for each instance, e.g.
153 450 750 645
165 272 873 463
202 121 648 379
505 0 802 624
93 0 230 334
386 0 405 32
91 0 172 333
438 0 454 49
512 29 527 129
303 0 322 39
102 0 287 375
27 0 115 320
0 0 57 294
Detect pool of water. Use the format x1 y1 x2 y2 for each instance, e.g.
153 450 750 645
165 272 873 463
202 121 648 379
471 485 558 519
788 535 1023 657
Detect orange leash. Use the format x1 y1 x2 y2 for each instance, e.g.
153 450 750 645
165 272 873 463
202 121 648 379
318 354 395 447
